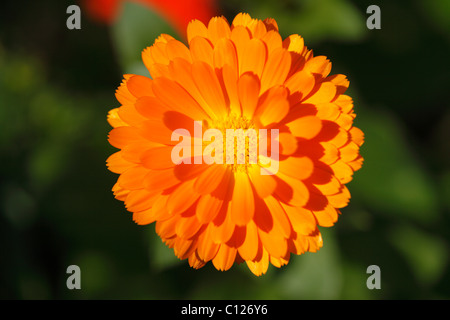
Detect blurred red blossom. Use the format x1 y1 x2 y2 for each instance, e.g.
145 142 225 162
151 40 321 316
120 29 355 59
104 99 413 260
82 0 218 37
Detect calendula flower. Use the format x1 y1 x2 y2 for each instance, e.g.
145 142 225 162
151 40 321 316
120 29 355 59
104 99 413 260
107 13 364 276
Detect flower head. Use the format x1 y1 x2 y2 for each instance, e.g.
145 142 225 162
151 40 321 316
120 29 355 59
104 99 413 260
107 13 364 276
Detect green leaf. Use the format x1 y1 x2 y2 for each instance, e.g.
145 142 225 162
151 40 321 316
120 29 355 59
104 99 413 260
148 229 182 271
417 0 450 40
74 251 116 298
277 229 342 299
388 224 448 287
288 0 367 43
351 107 440 225
110 1 178 75
228 0 367 44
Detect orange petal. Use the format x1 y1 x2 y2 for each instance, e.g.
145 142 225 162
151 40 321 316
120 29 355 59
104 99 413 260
285 70 315 100
196 193 224 224
231 13 254 29
155 212 179 239
330 160 353 184
238 73 260 119
194 164 227 195
258 227 287 259
283 34 305 54
328 126 350 148
140 146 174 169
230 25 250 68
143 34 174 67
168 58 215 118
121 139 161 164
112 181 130 201
237 220 260 261
270 255 290 268
143 168 180 192
196 224 220 261
350 126 364 146
196 167 231 223
165 39 192 63
309 166 343 195
107 108 128 128
222 64 240 115
279 156 314 180
138 119 177 145
246 248 269 276
316 142 338 166
226 225 246 249
152 77 208 121
304 56 332 78
231 171 255 226
146 62 171 79
107 151 134 174
260 48 291 94
173 161 209 181
326 74 349 95
256 86 289 127
187 20 208 44
118 104 147 127
192 61 228 118
188 254 206 269
315 103 340 121
126 75 153 98
303 81 337 104
327 185 351 208
263 196 292 238
306 231 323 252
290 232 309 255
207 16 231 46
188 252 206 269
312 203 338 227
118 166 149 190
261 30 282 55
281 203 317 236
348 155 364 171
167 179 200 215
189 36 214 66
173 236 197 260
263 18 278 32
335 94 354 113
152 192 174 221
115 76 136 106
132 207 158 225
274 172 309 207
248 165 276 198
212 244 237 271
176 214 203 240
213 38 238 71
250 20 267 38
211 201 235 244
125 188 159 212
239 38 266 77
286 116 322 139
336 113 355 130
278 132 298 156
108 126 141 149
340 142 360 162
135 96 168 119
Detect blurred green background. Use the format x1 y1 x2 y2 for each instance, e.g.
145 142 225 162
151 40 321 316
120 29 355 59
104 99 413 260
1 0 449 299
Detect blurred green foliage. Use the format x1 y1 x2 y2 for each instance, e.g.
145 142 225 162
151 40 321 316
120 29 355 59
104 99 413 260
0 0 449 299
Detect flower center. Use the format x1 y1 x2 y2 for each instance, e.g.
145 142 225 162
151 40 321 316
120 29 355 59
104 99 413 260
204 113 258 173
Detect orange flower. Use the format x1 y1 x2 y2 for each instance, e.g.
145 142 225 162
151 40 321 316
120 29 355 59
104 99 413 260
107 13 364 276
